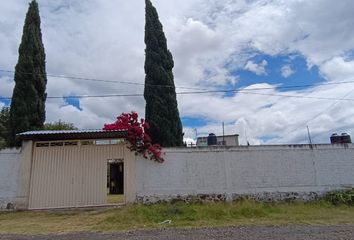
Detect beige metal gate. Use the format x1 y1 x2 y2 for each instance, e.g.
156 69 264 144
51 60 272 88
28 141 125 209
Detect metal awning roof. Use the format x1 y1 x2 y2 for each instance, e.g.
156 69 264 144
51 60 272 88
18 129 128 141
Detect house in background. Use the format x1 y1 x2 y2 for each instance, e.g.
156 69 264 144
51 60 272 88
196 134 239 147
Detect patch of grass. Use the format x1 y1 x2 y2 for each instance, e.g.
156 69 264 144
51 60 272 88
107 194 125 204
1 201 354 235
0 210 103 235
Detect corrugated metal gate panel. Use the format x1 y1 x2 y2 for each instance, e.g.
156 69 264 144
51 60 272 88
29 143 125 209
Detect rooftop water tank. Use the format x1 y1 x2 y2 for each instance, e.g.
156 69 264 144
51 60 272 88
341 133 352 144
207 133 217 146
330 133 352 144
330 133 341 144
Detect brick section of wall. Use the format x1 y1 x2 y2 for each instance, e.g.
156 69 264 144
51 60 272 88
0 149 21 209
135 144 354 203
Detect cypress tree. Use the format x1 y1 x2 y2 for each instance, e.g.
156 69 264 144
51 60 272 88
144 0 183 147
9 0 47 146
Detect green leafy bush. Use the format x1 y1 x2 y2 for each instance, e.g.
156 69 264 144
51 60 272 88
324 189 354 205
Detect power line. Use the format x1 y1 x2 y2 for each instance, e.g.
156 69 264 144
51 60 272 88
287 88 354 135
0 69 205 91
234 91 354 101
2 68 354 92
1 88 354 101
305 89 354 125
1 68 354 102
0 93 143 100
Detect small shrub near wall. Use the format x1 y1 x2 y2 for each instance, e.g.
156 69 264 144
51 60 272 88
324 189 354 205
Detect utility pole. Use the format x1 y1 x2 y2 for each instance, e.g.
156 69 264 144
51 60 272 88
307 125 313 145
222 122 225 145
193 128 198 139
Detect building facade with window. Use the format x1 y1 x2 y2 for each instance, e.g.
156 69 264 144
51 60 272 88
196 134 239 147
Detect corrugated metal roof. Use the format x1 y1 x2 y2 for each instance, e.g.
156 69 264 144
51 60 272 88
18 129 127 135
18 129 128 141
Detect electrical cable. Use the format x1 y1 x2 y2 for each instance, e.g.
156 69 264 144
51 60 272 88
2 68 354 92
1 88 354 101
1 69 354 102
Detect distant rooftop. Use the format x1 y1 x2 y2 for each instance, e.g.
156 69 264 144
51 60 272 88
196 134 239 147
197 134 239 139
18 129 128 141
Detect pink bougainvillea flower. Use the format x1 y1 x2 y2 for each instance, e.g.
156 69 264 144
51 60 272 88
103 112 164 163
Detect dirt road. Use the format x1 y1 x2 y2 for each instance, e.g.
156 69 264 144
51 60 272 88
1 225 354 240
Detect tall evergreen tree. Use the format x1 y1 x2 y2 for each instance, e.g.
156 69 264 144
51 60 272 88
9 0 47 146
144 0 183 147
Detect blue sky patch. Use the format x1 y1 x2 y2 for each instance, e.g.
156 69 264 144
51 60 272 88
185 53 327 130
259 134 279 143
63 97 82 111
181 117 209 128
232 54 325 92
345 49 354 60
0 73 12 106
0 99 10 106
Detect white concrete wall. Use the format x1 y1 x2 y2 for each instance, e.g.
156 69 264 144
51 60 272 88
135 144 354 202
0 148 21 209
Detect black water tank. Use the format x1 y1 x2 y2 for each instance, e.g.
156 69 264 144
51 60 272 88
330 133 341 144
207 133 217 146
341 133 352 144
330 133 352 144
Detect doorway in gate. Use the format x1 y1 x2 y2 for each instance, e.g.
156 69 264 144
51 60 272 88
107 159 124 204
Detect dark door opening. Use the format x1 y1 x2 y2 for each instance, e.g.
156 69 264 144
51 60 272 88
109 162 124 194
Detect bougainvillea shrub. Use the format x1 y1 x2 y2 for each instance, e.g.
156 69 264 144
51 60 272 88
103 112 164 163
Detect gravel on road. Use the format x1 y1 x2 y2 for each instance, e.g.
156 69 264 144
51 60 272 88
1 225 354 240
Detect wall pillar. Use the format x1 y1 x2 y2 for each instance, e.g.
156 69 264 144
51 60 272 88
124 147 137 203
15 140 33 209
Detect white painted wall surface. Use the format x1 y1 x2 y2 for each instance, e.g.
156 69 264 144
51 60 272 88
135 144 354 201
0 148 21 209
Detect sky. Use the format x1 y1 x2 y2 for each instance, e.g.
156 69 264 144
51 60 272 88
1 0 354 145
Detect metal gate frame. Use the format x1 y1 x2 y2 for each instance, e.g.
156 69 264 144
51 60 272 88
28 140 126 209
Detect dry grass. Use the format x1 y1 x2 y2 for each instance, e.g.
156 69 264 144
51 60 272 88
0 201 354 235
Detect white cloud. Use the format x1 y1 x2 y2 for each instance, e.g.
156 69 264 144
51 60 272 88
281 65 295 78
183 137 197 147
0 76 14 97
321 57 354 82
168 18 235 87
244 60 268 75
182 82 354 145
1 0 354 145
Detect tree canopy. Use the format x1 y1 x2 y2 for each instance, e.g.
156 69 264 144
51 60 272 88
8 0 47 146
43 120 78 131
144 0 183 147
